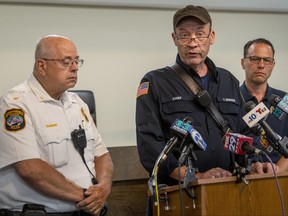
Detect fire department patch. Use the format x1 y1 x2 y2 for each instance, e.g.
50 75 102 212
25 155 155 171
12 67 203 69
5 109 25 131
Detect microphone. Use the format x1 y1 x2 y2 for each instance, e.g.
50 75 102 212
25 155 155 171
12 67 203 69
180 117 207 151
149 117 203 199
178 117 207 164
157 118 192 165
268 94 288 120
223 132 266 156
242 101 270 128
243 101 288 158
250 124 263 136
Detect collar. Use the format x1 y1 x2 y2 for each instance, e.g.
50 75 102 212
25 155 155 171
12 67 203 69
27 74 54 102
240 81 272 104
27 74 71 104
175 54 218 81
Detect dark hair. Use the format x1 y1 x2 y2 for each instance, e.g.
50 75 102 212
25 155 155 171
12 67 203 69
243 38 275 57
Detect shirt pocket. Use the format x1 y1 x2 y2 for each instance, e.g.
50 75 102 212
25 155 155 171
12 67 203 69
161 96 201 126
38 128 70 167
162 96 195 114
217 98 241 115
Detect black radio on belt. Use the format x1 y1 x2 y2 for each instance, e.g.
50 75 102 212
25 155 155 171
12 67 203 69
21 204 46 216
71 125 87 152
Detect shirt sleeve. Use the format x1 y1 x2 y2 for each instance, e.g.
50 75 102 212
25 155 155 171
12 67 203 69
0 93 41 169
136 75 180 181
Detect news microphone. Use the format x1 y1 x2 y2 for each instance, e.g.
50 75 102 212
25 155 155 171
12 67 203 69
241 141 266 157
250 124 263 136
149 117 198 203
180 117 207 151
268 94 288 120
244 101 279 142
223 132 266 156
158 118 192 165
242 101 270 128
178 117 207 164
243 101 288 158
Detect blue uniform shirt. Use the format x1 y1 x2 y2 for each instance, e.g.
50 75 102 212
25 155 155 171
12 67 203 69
136 55 244 185
240 82 288 163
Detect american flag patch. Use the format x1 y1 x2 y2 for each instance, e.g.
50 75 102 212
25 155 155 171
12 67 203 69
137 82 149 98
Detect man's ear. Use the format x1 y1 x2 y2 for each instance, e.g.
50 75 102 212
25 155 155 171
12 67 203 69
37 59 47 75
171 32 177 46
240 58 245 69
209 30 215 45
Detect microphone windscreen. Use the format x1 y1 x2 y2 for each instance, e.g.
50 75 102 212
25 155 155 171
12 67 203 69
244 101 256 112
267 94 281 106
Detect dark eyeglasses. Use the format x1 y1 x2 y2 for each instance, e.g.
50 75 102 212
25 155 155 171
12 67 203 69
245 56 274 65
176 32 211 45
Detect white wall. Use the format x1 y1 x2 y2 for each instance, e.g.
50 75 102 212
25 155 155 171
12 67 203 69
0 4 288 147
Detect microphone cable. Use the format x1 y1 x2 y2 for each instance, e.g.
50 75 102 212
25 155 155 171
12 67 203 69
265 155 286 216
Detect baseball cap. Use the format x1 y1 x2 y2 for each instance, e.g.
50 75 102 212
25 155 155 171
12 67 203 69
173 5 212 29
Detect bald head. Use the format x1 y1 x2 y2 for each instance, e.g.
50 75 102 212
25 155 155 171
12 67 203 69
33 35 77 73
32 35 80 99
34 35 73 61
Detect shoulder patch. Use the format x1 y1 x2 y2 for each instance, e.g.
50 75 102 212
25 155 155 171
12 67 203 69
137 82 149 98
4 109 26 131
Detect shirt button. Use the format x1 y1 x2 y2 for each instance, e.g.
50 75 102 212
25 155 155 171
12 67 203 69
212 148 216 152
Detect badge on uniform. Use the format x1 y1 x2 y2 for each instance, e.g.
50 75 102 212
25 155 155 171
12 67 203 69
137 82 149 98
4 108 26 131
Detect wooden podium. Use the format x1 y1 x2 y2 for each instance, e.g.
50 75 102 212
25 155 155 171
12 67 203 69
152 172 288 215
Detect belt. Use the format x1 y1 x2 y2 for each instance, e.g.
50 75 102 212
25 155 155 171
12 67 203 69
0 210 90 216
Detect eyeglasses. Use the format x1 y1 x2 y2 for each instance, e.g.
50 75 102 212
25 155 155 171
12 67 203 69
176 32 211 45
42 57 84 67
245 56 274 65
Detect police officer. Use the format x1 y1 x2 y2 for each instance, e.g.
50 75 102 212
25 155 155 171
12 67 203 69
0 35 113 215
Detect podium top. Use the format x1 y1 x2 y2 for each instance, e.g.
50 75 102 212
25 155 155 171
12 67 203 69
158 171 288 194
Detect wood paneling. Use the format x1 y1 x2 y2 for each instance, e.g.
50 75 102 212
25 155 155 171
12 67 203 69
106 146 149 216
153 172 288 216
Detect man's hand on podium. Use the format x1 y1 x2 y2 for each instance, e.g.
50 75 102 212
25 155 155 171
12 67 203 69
196 167 232 179
250 161 279 174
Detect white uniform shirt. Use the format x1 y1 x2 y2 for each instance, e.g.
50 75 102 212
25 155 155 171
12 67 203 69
0 74 108 211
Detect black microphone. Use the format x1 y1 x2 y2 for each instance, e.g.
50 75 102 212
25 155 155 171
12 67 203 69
250 124 263 136
241 141 267 157
244 101 288 158
223 132 266 156
268 94 288 120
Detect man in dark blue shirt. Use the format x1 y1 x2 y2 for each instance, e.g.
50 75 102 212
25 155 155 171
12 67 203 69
136 5 244 187
240 38 288 172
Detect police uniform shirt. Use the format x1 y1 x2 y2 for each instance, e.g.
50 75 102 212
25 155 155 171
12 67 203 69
136 55 244 186
0 74 108 211
240 82 288 163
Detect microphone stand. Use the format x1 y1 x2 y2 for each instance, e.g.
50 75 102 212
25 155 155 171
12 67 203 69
244 154 254 173
230 151 250 185
179 143 198 208
148 137 179 208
